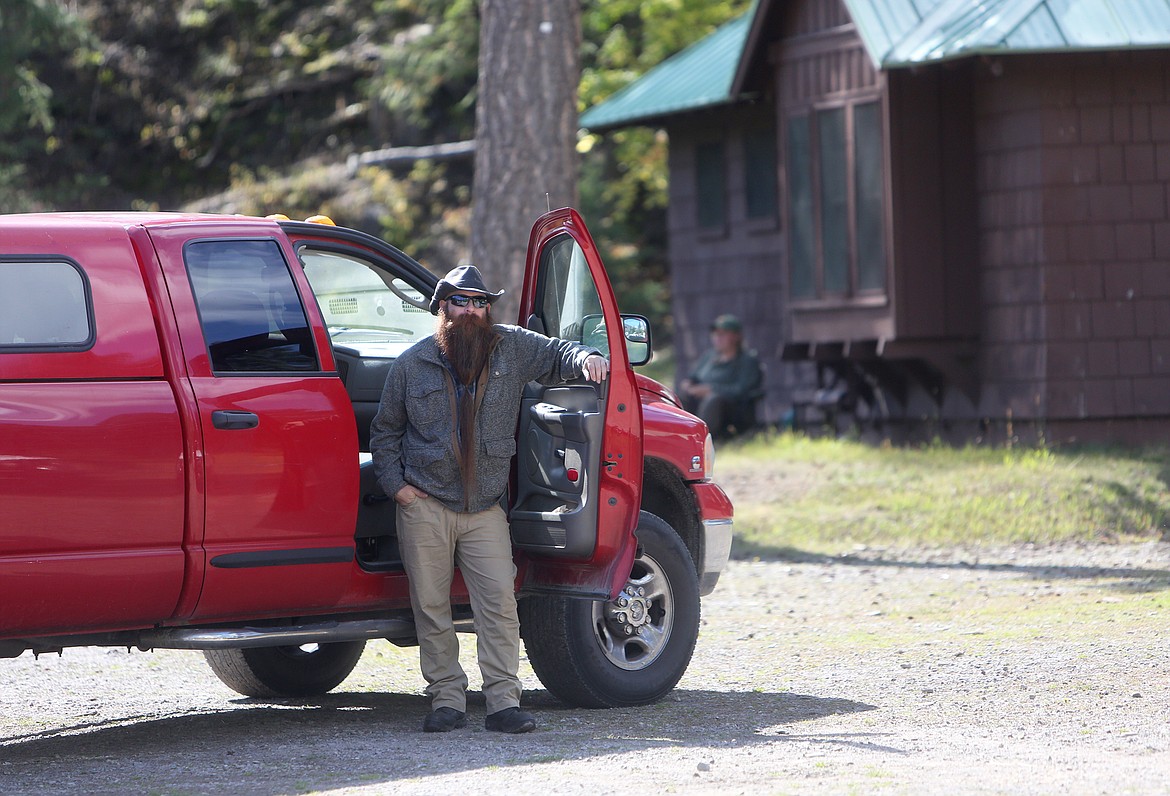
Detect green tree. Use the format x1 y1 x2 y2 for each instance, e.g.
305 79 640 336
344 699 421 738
577 0 753 343
579 1 750 219
0 0 82 142
8 0 403 208
1 0 749 298
372 0 479 146
0 0 86 208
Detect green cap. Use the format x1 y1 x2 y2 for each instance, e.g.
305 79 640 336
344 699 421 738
710 314 742 332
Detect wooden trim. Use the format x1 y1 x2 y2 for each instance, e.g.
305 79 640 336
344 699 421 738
696 225 730 242
779 24 861 62
746 215 780 234
878 338 978 360
782 337 978 360
790 293 889 311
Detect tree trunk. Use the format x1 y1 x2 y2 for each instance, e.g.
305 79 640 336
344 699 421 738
471 0 580 322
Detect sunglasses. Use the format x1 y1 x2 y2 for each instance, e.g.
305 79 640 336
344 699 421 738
446 294 491 309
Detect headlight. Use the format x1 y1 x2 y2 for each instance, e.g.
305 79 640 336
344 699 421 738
703 433 716 480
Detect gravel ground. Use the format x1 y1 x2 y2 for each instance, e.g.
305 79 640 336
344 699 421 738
2 542 1168 795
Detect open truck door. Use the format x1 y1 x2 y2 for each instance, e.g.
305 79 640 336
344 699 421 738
510 208 645 600
515 209 700 709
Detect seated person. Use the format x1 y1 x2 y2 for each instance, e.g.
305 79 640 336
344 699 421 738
679 314 763 439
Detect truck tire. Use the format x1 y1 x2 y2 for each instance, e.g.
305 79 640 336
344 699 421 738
202 640 366 698
520 511 700 708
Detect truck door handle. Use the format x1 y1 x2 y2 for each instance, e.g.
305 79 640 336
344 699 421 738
211 410 260 430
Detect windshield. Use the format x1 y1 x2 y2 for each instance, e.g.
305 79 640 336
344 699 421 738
299 249 434 357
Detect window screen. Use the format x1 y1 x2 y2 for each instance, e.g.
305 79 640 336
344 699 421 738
854 101 888 292
818 107 849 295
695 142 726 229
300 248 434 355
786 117 816 299
745 128 778 220
0 260 92 349
785 98 889 302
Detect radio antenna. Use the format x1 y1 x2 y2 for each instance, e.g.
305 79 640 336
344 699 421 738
545 192 551 213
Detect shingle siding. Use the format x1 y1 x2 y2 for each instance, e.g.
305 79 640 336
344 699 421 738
667 104 789 422
972 52 1170 434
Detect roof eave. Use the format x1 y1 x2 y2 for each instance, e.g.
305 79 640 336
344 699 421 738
731 0 780 97
579 10 757 132
882 41 1170 70
581 98 744 134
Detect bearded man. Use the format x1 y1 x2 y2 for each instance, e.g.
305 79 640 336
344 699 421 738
369 265 609 734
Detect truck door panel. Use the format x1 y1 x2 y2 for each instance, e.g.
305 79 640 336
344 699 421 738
0 383 186 635
354 453 402 572
511 384 605 557
331 347 395 452
0 238 186 634
148 226 358 621
514 209 644 599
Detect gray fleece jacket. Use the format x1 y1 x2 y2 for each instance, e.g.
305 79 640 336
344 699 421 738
369 324 598 513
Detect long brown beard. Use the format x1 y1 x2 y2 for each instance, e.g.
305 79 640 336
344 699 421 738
436 309 500 505
436 309 499 386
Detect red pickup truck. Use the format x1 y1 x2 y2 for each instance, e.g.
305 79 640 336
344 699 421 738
0 208 733 708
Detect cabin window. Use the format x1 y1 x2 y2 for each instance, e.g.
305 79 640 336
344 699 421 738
785 98 888 301
695 142 726 230
744 127 778 221
786 118 815 299
819 107 849 294
854 101 887 292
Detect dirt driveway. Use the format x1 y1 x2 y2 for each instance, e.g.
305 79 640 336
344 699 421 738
2 542 1168 795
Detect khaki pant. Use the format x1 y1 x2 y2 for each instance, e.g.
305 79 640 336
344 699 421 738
396 498 521 714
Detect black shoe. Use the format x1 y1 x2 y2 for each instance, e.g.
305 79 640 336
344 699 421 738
422 707 467 733
485 707 536 734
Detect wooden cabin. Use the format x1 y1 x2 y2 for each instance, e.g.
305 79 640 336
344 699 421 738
582 0 1170 444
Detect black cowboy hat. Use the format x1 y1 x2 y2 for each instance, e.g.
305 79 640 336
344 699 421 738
429 265 506 315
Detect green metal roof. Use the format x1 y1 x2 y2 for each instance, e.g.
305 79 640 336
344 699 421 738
579 12 753 131
583 0 1170 130
849 0 1170 67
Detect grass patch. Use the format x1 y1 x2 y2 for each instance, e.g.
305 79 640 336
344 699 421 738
717 432 1170 555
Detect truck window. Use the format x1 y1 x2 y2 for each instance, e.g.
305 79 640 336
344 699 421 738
185 239 318 373
0 260 92 350
299 249 435 359
536 234 607 355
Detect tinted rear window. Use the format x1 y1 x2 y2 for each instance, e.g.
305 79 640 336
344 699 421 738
185 239 319 373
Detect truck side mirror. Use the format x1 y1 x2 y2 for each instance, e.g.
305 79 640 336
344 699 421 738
622 314 652 366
